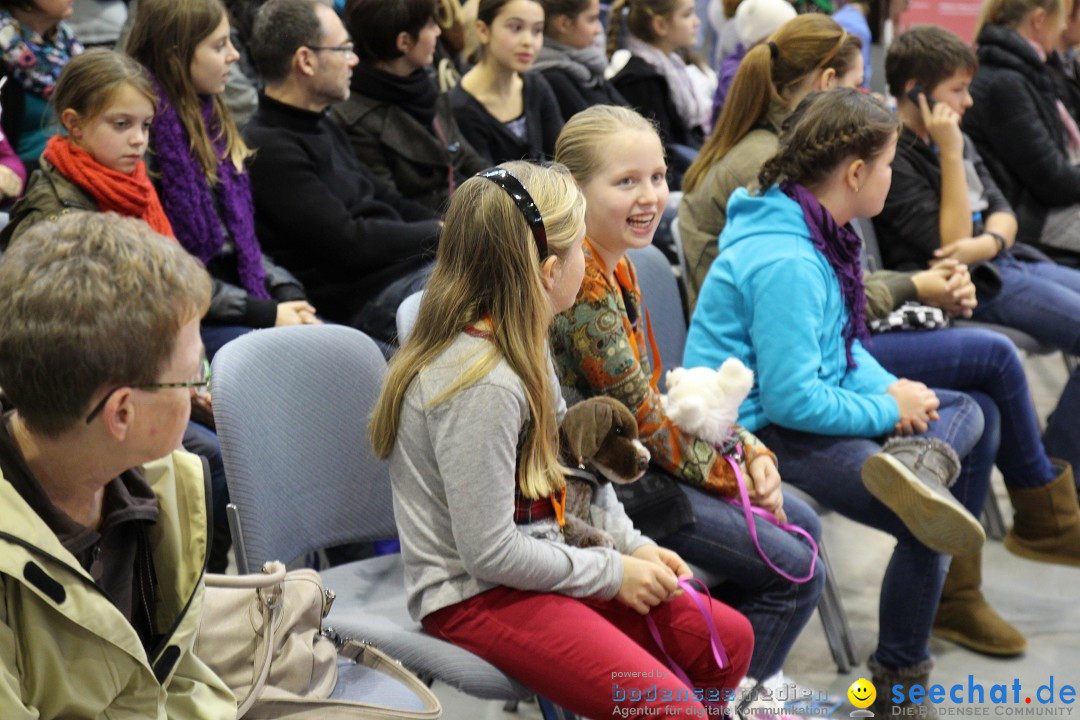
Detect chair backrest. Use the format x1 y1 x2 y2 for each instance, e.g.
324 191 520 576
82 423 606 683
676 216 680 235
854 216 882 272
211 325 396 570
396 291 423 344
627 244 687 393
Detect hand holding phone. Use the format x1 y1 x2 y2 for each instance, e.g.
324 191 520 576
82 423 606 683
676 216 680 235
908 84 963 156
907 84 936 109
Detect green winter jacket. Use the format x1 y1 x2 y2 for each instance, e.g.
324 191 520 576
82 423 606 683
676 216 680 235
0 450 237 719
0 157 96 249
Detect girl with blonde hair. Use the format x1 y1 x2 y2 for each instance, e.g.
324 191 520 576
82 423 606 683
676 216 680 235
552 104 824 703
125 0 318 358
679 14 862 303
963 0 1080 261
369 160 752 717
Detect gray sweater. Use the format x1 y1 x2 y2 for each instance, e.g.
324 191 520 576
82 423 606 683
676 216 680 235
390 333 653 621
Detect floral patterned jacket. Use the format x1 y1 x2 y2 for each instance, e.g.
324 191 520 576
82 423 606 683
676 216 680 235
551 240 774 498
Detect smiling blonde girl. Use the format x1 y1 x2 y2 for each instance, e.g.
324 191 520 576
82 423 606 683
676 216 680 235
552 104 823 698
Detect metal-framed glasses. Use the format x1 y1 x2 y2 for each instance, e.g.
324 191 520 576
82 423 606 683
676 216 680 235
85 358 211 424
306 42 356 56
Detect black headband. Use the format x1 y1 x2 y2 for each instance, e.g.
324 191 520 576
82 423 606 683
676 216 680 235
477 167 549 259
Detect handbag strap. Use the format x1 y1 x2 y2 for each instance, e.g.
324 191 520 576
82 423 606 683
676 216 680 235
208 562 287 719
245 638 443 719
722 453 820 584
206 561 287 588
644 577 729 690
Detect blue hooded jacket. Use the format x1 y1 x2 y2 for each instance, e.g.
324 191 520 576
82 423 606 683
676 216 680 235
684 185 900 436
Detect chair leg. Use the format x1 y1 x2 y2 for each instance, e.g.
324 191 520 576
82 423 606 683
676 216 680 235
816 542 858 673
1064 352 1078 374
981 491 1007 541
537 696 580 719
503 699 520 712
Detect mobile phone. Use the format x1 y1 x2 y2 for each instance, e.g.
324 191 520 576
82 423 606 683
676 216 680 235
907 85 936 109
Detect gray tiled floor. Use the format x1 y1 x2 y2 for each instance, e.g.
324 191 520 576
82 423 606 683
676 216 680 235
432 352 1080 719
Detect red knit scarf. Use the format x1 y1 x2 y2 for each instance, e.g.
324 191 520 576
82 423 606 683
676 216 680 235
42 135 175 237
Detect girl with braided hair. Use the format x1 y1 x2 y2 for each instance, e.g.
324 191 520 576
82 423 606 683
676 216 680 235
684 88 991 716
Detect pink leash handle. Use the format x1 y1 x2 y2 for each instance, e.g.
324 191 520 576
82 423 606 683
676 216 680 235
723 453 819 584
645 577 729 691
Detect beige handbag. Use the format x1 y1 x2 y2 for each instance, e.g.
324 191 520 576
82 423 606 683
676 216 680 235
195 561 442 719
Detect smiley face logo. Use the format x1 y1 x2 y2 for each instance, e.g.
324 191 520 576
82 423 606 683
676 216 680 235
848 678 876 709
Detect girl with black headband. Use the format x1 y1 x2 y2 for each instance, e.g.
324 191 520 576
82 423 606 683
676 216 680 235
369 160 752 717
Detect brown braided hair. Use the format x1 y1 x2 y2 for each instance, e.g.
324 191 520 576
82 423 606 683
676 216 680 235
758 88 900 192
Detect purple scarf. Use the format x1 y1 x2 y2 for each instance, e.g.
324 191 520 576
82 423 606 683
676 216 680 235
149 78 269 299
780 180 868 368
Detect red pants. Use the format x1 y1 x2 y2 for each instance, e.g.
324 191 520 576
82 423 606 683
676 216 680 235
422 586 753 719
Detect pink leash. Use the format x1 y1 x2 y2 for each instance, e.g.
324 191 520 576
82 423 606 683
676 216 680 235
641 449 820 687
724 448 819 584
645 577 730 690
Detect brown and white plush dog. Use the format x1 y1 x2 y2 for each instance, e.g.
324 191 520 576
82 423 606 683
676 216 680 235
548 396 652 549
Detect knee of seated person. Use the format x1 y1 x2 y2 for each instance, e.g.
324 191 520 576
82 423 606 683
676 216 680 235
781 492 823 540
936 390 985 435
724 610 755 677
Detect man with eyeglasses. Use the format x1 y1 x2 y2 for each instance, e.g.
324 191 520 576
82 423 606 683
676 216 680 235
243 0 443 345
0 213 236 718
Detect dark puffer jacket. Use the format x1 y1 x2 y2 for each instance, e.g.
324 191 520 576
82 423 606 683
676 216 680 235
963 23 1080 245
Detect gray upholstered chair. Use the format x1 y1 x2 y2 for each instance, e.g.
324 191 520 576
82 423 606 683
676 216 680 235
627 243 860 673
395 291 423 345
210 325 540 706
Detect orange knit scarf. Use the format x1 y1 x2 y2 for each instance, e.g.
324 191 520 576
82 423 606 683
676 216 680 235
42 135 174 237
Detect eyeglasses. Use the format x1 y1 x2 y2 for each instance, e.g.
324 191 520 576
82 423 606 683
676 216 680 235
85 358 211 424
306 42 356 56
477 168 549 259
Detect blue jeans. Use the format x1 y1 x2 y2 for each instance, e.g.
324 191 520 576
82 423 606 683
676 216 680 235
350 262 434 344
974 254 1080 473
755 389 985 671
867 328 1055 488
660 486 825 680
201 324 255 361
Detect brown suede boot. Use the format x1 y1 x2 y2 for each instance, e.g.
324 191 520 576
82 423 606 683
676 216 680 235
868 656 938 718
932 548 1027 656
1005 461 1080 567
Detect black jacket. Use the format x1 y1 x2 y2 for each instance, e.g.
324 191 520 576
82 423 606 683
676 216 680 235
874 126 1013 271
539 66 628 123
0 157 303 328
1047 49 1080 125
448 71 563 165
243 94 442 325
331 91 488 214
610 56 702 150
964 24 1080 245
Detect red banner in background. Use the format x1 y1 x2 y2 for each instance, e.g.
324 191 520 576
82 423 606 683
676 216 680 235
897 0 983 43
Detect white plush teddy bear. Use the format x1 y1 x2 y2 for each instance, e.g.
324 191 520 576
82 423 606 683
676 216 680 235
663 357 755 448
